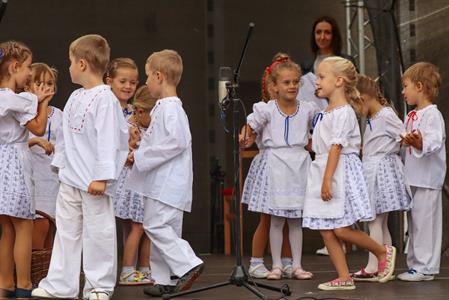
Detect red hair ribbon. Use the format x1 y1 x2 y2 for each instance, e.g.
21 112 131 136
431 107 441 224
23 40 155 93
265 56 290 75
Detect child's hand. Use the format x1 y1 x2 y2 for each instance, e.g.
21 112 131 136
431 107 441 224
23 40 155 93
33 83 55 103
321 178 332 201
36 138 54 155
402 130 423 150
129 126 141 149
88 180 106 196
239 132 256 148
125 151 134 166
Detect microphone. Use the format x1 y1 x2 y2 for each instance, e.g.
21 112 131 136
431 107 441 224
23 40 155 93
0 0 7 24
218 66 232 111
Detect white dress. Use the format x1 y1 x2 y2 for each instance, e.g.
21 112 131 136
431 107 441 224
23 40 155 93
363 107 410 214
303 105 373 229
113 106 145 223
0 88 38 219
29 106 63 218
241 100 317 218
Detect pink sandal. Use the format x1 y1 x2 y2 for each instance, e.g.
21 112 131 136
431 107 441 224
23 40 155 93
377 245 396 283
266 267 282 280
293 268 313 280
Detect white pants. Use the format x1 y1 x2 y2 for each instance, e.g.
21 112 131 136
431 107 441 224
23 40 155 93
406 186 442 274
144 197 203 286
38 183 117 298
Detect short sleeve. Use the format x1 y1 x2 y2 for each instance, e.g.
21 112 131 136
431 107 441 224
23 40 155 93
247 101 271 133
383 108 404 142
329 107 356 147
12 92 38 126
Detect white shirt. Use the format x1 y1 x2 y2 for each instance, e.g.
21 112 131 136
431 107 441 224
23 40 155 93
403 104 446 189
53 85 128 193
0 88 38 144
363 107 404 156
296 72 328 111
312 104 360 155
126 97 193 212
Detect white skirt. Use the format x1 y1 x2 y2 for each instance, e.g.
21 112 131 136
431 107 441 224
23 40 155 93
113 165 145 223
303 153 374 229
0 143 34 219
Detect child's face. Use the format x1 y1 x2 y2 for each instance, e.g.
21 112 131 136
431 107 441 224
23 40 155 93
26 72 56 101
69 53 81 85
272 69 300 102
14 55 32 90
315 62 337 99
402 78 420 106
133 106 151 128
354 93 370 117
106 67 139 102
145 64 161 99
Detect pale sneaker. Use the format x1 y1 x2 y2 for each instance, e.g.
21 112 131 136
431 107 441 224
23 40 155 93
31 288 57 299
377 245 396 283
397 269 434 282
315 246 329 256
248 263 269 279
318 278 355 291
89 291 111 300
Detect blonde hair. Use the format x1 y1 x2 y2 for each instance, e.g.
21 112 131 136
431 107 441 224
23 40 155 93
105 57 138 79
0 41 32 81
268 60 301 85
28 62 58 91
146 50 183 86
322 56 361 108
261 53 292 101
133 85 157 111
69 34 110 75
357 75 390 106
403 62 441 101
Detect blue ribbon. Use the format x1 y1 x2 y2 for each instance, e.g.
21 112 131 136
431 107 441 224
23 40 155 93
284 116 290 146
123 107 133 118
367 118 372 131
312 112 324 129
47 121 51 141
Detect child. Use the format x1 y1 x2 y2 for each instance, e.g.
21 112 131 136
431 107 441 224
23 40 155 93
245 54 295 279
126 50 203 297
105 59 152 285
302 56 396 291
351 75 410 281
26 63 63 250
0 41 54 299
397 62 446 281
32 34 128 300
240 59 315 280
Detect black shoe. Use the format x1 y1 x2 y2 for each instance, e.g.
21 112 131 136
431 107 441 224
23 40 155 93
0 288 15 298
175 263 204 292
143 284 176 297
15 288 32 299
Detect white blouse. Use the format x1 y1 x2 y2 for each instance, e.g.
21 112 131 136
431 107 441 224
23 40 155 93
363 107 404 156
403 104 446 189
53 85 128 193
126 97 193 212
0 88 38 144
312 104 360 155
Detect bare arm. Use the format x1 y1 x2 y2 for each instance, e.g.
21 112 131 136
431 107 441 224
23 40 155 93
321 144 342 201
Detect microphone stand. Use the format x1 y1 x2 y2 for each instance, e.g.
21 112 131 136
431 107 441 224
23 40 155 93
162 23 291 300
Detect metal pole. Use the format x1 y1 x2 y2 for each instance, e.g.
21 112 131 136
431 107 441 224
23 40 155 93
358 0 366 74
346 0 352 55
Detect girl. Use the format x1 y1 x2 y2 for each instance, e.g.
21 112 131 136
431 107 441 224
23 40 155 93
0 41 54 298
240 59 315 280
302 56 396 290
26 63 63 250
351 75 410 281
106 60 152 285
246 54 295 279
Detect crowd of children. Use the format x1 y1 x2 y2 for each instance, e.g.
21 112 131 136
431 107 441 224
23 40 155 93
0 31 446 299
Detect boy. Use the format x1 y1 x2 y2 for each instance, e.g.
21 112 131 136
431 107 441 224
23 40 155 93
126 50 204 297
398 62 446 281
32 34 128 300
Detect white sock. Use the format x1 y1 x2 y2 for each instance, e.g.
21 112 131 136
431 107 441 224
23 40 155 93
121 266 135 274
250 257 264 267
281 257 292 267
138 266 151 273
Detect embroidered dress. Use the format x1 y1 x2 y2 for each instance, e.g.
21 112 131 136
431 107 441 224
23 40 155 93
0 89 38 219
303 105 373 229
363 107 410 214
29 106 63 218
242 100 317 218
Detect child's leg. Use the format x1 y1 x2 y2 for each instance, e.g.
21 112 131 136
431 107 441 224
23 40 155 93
382 213 392 245
32 218 50 250
122 221 144 268
320 230 350 280
11 217 33 289
269 216 285 269
0 216 15 291
281 222 292 258
251 213 270 258
406 188 442 274
81 191 117 298
364 213 388 273
286 218 303 270
138 235 151 270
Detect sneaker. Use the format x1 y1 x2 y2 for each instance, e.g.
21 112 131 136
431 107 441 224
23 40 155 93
143 284 176 297
248 263 269 279
318 278 356 291
89 291 111 300
315 246 329 256
141 270 155 284
397 269 434 282
351 268 378 282
282 264 293 279
119 270 153 286
31 288 57 299
175 263 204 292
377 245 396 283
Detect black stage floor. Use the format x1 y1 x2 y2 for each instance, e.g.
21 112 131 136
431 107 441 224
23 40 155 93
113 252 449 300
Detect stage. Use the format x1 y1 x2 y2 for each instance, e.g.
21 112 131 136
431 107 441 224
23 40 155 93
113 252 449 299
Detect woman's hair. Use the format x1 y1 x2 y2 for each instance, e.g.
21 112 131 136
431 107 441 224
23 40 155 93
310 16 342 55
133 85 157 111
356 75 391 107
261 53 294 101
105 57 138 80
322 56 361 108
0 41 32 81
